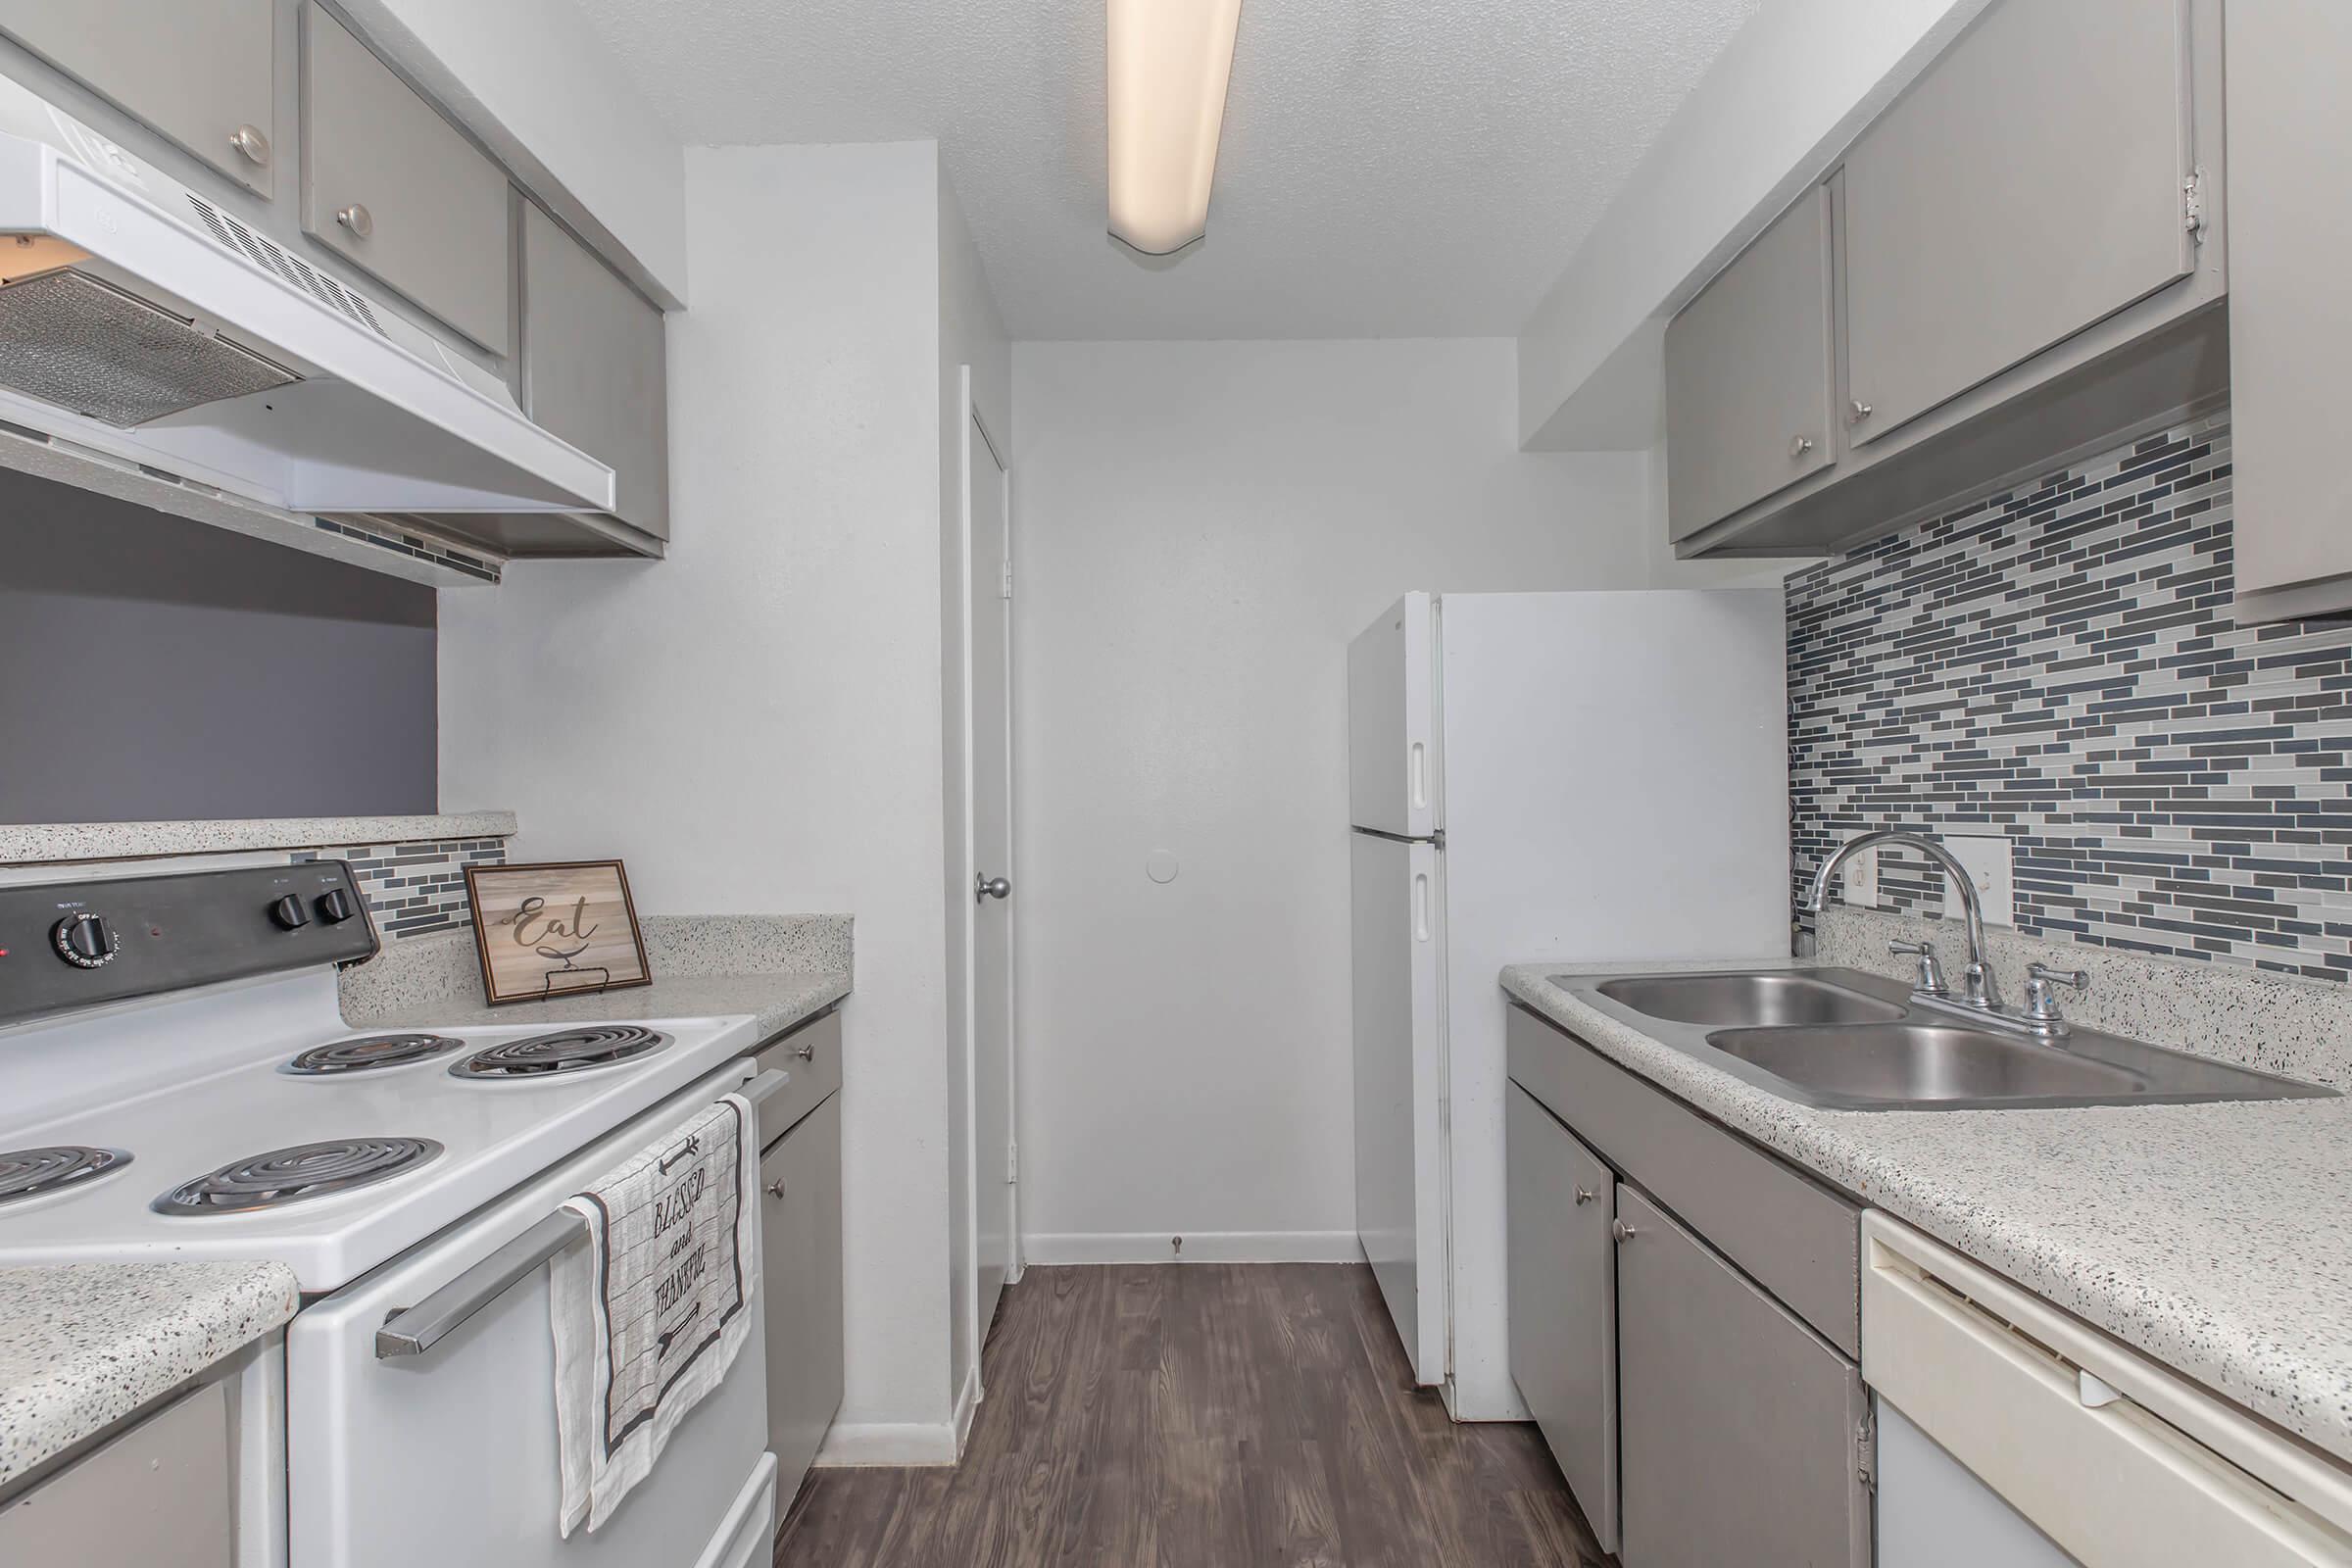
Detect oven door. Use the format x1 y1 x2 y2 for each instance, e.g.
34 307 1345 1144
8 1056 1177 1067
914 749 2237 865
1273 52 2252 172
286 1066 774 1568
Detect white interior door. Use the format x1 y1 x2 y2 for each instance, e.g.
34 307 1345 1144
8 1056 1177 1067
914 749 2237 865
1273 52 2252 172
967 404 1017 1348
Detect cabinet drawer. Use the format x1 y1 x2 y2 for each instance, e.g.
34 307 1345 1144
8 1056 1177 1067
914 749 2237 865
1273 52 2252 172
1505 1082 1619 1553
0 0 274 196
1841 0 2195 445
519 200 669 538
301 3 511 351
1616 1185 1869 1568
1663 183 1836 539
752 1009 842 1146
1506 1002 1860 1356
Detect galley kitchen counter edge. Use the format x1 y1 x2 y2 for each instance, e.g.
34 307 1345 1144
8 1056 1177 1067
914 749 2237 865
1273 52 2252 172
1501 957 2352 1467
341 912 854 1045
0 1258 299 1493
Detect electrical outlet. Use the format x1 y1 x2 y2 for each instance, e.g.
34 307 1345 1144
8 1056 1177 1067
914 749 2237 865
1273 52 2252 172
1838 845 1882 907
1940 834 2015 926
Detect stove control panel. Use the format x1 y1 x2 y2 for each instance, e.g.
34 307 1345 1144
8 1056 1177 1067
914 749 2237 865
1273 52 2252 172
0 862 379 1029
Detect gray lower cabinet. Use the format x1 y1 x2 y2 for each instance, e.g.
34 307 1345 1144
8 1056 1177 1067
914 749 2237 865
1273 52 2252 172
1614 1184 1871 1568
760 1089 844 1514
1840 0 2195 446
301 2 512 353
0 0 274 195
0 1377 233 1562
1663 184 1837 542
519 200 670 540
1504 1082 1619 1554
2224 0 2352 621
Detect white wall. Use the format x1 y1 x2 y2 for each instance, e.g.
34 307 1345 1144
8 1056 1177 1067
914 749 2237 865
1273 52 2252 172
935 172 1009 1438
439 141 957 1457
1007 338 1653 1262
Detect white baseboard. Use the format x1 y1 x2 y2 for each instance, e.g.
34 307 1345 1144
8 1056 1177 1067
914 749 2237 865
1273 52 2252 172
1021 1230 1362 1265
813 1420 958 1468
952 1361 981 1454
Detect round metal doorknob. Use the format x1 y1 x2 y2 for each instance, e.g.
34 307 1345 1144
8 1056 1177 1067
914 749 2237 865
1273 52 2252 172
1611 1218 1639 1244
229 124 271 169
765 1179 787 1200
1573 1187 1594 1205
336 202 373 239
1788 434 1815 458
794 1040 817 1061
1848 399 1874 424
976 874 1011 903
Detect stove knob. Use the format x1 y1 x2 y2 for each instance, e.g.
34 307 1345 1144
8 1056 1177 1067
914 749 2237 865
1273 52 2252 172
52 912 119 968
316 888 357 924
270 894 312 931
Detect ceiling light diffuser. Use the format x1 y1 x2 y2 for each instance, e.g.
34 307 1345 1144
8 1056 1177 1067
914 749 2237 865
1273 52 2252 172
1105 0 1244 256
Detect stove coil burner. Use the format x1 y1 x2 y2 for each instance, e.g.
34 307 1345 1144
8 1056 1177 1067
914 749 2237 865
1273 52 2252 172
284 1033 468 1076
0 1145 129 1206
152 1138 443 1215
451 1026 670 1079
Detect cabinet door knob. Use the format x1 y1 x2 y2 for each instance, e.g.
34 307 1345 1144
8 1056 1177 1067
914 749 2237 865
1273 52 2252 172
1573 1186 1594 1205
794 1040 817 1062
1847 399 1874 424
765 1179 787 1200
336 203 374 239
1788 435 1815 459
229 124 271 169
1611 1218 1638 1244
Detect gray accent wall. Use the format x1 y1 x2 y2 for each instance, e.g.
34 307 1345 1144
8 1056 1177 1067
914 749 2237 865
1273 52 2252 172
0 468 436 822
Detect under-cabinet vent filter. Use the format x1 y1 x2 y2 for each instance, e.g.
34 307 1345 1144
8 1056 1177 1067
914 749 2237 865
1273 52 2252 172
0 269 296 426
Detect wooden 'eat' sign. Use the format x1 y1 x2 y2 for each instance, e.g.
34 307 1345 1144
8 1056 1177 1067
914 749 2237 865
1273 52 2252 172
464 860 652 1004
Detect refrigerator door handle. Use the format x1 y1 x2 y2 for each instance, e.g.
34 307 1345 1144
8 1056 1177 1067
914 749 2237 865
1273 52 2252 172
1410 741 1429 811
1414 870 1432 943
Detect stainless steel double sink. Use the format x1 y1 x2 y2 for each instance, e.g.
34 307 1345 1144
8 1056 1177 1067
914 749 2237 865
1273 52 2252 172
1561 967 2337 1111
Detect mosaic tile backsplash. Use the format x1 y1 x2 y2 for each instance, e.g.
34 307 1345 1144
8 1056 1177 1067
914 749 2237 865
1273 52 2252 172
293 838 507 940
1788 412 2352 983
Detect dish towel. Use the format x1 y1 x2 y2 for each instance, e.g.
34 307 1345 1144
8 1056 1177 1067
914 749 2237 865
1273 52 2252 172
550 1092 760 1536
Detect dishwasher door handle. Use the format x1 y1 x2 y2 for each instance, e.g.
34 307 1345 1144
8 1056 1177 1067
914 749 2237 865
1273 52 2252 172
375 1066 791 1359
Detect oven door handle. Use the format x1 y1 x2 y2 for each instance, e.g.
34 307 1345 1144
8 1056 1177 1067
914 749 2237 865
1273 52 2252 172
374 1066 792 1360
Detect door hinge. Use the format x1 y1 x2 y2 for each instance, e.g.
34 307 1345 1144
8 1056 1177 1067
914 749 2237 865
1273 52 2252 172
2182 166 2207 242
1854 1408 1878 1494
1005 1140 1019 1184
1000 560 1013 600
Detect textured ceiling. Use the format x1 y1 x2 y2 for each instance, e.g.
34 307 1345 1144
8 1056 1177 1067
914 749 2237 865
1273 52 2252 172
561 0 1761 339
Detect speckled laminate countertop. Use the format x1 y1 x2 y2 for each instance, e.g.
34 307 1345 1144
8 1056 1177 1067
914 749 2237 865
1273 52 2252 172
0 1260 298 1492
1502 957 2352 1467
356 968 849 1044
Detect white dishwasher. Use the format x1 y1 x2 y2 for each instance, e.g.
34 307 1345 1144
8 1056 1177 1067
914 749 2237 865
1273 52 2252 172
1861 1212 2352 1568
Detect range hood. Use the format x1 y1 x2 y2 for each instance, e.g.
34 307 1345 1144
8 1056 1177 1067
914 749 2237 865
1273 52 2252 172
0 74 616 535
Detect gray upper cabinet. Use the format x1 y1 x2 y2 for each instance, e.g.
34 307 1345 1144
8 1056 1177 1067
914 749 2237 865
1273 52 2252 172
520 201 669 539
1613 1184 1870 1568
1663 185 1836 541
301 3 511 353
0 0 275 196
2226 1 2352 620
1668 0 2226 561
1504 1083 1619 1554
1842 0 2194 446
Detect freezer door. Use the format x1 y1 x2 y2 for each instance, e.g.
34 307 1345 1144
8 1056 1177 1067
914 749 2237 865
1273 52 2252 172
1350 828 1447 1385
1347 592 1439 838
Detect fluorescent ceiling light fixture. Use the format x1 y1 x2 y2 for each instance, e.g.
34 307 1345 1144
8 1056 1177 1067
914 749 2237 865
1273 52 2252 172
1106 0 1244 256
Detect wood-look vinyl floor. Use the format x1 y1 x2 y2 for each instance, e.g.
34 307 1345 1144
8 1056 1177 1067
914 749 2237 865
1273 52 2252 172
774 1262 1614 1568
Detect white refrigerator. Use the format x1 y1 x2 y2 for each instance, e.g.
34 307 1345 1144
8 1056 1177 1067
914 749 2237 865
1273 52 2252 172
1348 589 1789 1420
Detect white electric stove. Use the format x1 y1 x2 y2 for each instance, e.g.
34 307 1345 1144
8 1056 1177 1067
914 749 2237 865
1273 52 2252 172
0 860 783 1568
